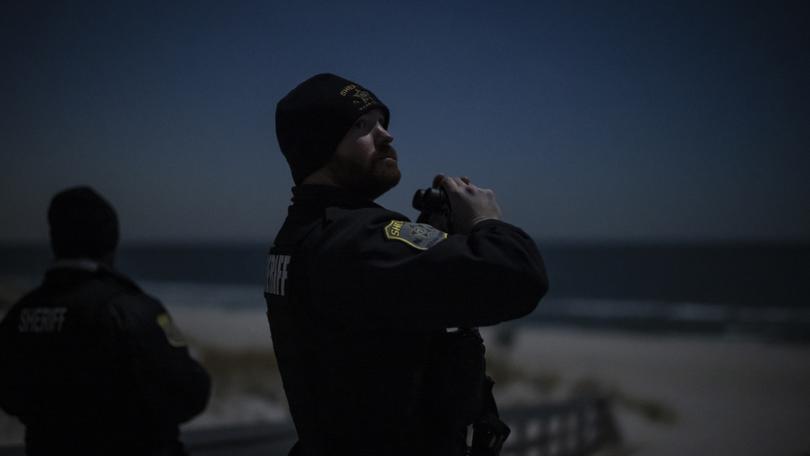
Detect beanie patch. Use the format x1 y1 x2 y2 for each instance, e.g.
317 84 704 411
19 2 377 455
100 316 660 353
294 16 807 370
339 84 380 112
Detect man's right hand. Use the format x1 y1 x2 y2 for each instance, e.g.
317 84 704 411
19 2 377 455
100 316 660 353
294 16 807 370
433 174 503 234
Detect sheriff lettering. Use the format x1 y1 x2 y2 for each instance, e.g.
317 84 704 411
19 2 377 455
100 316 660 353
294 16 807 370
266 254 291 296
18 307 67 333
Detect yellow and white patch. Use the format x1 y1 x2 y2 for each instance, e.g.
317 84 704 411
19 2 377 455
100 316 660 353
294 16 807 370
384 220 447 251
156 313 186 347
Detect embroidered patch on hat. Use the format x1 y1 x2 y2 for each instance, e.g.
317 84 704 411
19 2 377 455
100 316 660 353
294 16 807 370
156 313 186 347
339 83 378 111
384 220 447 251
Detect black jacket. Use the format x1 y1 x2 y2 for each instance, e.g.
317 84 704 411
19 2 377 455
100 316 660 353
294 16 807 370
0 262 211 455
264 185 548 456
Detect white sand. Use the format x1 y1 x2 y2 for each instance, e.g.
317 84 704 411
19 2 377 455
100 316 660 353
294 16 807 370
169 305 271 351
2 300 809 455
497 328 810 456
169 306 810 455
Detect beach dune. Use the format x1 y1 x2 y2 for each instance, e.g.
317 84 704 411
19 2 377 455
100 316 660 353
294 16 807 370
500 328 810 456
2 300 809 456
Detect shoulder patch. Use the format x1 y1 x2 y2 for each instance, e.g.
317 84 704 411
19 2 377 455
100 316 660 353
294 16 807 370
384 220 447 251
156 313 187 347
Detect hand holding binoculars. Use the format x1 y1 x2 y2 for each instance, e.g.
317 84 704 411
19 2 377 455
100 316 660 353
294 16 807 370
413 176 502 235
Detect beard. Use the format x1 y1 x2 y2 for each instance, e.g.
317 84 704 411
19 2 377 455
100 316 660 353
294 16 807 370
330 150 401 200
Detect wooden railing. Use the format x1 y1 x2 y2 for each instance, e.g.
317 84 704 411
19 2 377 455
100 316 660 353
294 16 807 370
0 397 621 456
499 397 622 456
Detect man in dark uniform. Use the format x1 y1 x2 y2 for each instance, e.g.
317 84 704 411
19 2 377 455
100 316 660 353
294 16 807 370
266 73 548 456
0 187 211 455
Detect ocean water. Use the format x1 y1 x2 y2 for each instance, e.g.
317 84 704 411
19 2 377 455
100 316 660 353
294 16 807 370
1 242 809 339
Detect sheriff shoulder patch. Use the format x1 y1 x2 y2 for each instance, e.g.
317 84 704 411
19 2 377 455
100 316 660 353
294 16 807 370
156 313 187 347
384 220 447 251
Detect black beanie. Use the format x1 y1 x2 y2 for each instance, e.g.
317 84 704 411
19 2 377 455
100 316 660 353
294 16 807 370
48 186 119 259
275 73 390 185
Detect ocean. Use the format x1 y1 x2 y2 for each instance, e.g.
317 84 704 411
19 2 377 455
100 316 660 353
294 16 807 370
2 242 810 452
2 241 808 341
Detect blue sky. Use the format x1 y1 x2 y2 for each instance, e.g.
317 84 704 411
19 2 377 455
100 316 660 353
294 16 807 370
2 1 808 243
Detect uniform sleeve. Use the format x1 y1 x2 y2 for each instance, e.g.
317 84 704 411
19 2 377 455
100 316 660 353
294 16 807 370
307 210 549 331
108 294 211 424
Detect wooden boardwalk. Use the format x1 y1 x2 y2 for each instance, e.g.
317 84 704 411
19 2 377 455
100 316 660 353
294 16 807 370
0 397 620 456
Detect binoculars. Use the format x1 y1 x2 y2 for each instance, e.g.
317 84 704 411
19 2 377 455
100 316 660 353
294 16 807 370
412 187 452 233
412 187 449 213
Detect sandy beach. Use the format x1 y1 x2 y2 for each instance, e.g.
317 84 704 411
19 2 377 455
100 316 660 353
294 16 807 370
175 308 810 455
495 328 810 455
2 294 809 455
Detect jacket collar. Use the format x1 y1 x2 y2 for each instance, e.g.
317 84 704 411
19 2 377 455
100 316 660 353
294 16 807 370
290 185 382 210
49 258 101 272
45 259 141 292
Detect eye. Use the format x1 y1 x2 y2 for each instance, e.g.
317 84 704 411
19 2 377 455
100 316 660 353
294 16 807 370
355 119 367 129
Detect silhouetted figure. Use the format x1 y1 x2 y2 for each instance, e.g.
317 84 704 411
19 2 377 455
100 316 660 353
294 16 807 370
0 186 210 455
266 74 548 455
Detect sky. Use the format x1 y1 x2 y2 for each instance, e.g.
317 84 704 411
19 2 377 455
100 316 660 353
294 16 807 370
2 0 808 243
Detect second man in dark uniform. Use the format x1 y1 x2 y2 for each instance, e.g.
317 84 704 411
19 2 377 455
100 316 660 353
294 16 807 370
0 187 211 456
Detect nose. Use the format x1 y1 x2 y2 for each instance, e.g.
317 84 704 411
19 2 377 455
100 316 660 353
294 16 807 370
375 122 393 145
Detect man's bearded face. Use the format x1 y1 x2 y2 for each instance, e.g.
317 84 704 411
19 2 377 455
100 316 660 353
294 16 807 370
328 109 400 200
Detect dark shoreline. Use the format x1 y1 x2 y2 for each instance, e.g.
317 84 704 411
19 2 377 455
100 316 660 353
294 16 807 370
2 241 808 305
2 242 809 342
